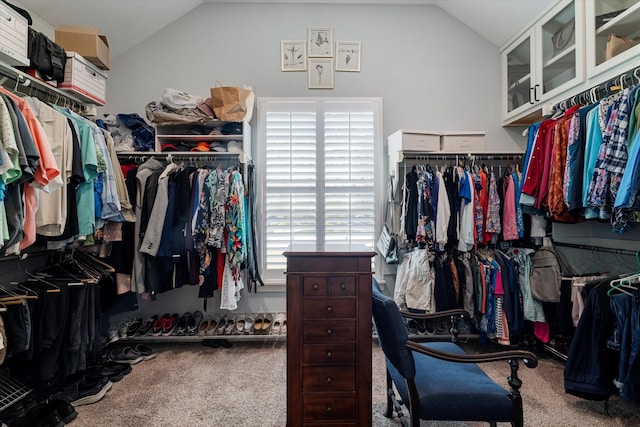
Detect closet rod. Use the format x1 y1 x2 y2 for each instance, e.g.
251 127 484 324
0 60 86 110
552 65 640 113
553 241 638 257
401 153 522 162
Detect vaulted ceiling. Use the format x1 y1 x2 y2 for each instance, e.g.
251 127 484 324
15 0 554 60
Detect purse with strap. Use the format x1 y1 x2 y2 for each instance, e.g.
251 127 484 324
376 176 399 264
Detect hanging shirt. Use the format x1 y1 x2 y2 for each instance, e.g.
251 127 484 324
434 171 450 246
502 174 518 241
457 170 474 252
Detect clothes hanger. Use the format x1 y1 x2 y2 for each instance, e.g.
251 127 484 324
25 272 61 293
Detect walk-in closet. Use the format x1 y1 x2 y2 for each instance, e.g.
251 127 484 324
0 0 638 426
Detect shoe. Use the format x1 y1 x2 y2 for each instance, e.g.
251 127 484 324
134 343 156 360
216 316 228 335
117 318 132 338
137 314 158 336
162 313 179 336
151 314 169 336
109 347 143 365
206 316 219 336
46 399 77 424
252 314 264 334
224 316 236 335
7 403 63 427
243 315 254 334
190 311 203 335
198 319 210 336
281 319 287 335
107 325 119 343
175 312 191 336
71 380 109 406
271 313 285 335
261 313 273 334
235 315 246 334
201 339 221 348
125 318 142 337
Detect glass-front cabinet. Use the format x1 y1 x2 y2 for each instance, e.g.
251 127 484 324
502 0 584 125
586 0 640 78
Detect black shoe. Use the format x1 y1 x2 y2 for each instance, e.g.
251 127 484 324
125 318 142 337
175 312 191 336
137 314 158 336
52 378 108 407
46 399 77 424
8 403 63 427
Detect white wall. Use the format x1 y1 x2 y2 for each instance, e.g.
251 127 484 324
105 2 528 316
105 2 526 152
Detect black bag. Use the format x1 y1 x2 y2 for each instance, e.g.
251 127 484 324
27 28 67 83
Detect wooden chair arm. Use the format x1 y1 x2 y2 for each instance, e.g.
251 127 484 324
400 308 470 321
406 340 539 369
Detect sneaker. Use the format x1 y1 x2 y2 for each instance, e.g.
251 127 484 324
189 311 203 335
134 343 156 361
46 399 77 424
107 326 119 343
109 347 143 365
162 314 179 336
7 403 63 427
175 313 191 336
151 314 169 336
117 318 132 338
125 318 142 337
137 315 158 336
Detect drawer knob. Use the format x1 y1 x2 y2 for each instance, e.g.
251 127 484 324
327 328 333 335
326 405 332 413
326 376 332 384
340 283 347 290
326 351 332 358
326 306 333 313
313 283 319 290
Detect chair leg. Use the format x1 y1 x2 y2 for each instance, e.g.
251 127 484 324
383 370 394 418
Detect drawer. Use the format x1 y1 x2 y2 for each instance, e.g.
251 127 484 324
303 298 355 319
59 52 107 105
329 276 356 296
0 2 28 66
387 129 440 155
303 366 355 392
303 395 356 422
303 343 356 364
303 277 328 296
303 319 356 342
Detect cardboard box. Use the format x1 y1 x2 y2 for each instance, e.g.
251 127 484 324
440 131 486 152
55 25 109 70
58 52 107 105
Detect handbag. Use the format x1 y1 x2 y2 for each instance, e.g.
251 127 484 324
551 18 574 56
605 34 640 61
376 176 399 264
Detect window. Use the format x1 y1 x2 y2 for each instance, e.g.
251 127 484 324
257 98 383 284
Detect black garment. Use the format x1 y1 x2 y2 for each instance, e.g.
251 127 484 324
404 169 419 241
564 283 618 401
139 169 162 239
2 182 24 254
444 167 459 248
172 167 196 287
186 171 200 286
4 303 32 358
434 253 456 311
453 256 466 309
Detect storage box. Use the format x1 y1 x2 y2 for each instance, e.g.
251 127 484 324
387 129 441 160
440 131 486 152
0 2 28 67
58 52 107 105
55 25 109 70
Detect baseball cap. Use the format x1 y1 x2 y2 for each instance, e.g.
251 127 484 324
190 141 210 152
161 143 177 152
227 140 243 154
209 141 228 152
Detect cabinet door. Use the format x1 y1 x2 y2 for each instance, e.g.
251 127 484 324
537 0 584 100
502 28 536 120
585 0 640 78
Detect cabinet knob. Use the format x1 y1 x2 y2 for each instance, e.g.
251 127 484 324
326 351 332 358
340 283 347 290
326 376 332 384
326 306 333 313
312 283 319 290
327 328 333 335
326 405 332 413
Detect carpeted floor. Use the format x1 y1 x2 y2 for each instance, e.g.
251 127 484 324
71 339 640 427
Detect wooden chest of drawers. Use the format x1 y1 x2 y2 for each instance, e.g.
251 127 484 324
285 244 375 426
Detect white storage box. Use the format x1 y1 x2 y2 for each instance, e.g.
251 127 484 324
58 52 107 105
440 131 486 152
388 129 440 160
0 2 28 67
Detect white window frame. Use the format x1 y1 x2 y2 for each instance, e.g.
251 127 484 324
256 97 384 289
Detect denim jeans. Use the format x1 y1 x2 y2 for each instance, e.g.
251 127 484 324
610 293 633 383
622 289 640 403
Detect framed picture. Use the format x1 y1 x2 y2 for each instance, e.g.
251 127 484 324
308 58 334 89
308 27 333 57
335 41 361 72
281 40 306 71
